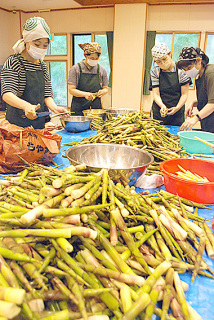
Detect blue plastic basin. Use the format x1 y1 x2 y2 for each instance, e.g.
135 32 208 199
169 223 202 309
178 131 214 154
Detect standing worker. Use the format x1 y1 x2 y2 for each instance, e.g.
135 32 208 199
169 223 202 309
177 47 214 133
68 42 108 116
1 16 67 130
150 42 191 126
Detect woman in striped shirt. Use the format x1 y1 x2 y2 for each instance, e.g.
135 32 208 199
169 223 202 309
150 43 191 126
1 16 67 129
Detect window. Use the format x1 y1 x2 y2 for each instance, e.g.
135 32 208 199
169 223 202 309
172 33 199 62
73 34 92 65
48 35 67 55
205 34 214 63
95 34 111 79
49 62 67 106
152 32 200 88
72 33 111 79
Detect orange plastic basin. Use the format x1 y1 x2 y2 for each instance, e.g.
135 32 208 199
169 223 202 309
159 158 214 204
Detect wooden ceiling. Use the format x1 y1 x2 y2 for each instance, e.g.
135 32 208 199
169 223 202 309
74 0 214 5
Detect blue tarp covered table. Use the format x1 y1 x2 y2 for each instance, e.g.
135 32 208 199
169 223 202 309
55 126 214 320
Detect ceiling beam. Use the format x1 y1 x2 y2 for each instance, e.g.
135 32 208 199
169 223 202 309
74 0 214 5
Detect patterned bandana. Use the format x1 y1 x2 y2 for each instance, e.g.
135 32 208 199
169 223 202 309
178 47 204 61
79 42 101 55
151 43 170 61
13 17 50 54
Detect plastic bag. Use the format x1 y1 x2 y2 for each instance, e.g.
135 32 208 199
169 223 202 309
0 120 62 173
135 173 164 189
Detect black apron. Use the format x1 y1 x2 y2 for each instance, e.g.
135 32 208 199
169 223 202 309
71 63 102 116
152 67 185 126
196 66 214 133
6 55 46 129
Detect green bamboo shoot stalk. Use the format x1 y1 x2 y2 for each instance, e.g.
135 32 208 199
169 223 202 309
3 238 47 291
182 218 204 237
0 287 25 305
80 238 119 272
43 203 111 218
0 247 36 262
61 196 74 208
0 300 21 319
120 284 133 313
161 268 174 320
85 181 101 200
96 228 135 275
173 271 190 320
70 175 102 200
56 238 73 253
52 241 120 312
111 208 152 275
38 247 55 273
0 229 78 239
0 252 20 289
120 228 158 261
159 211 187 241
39 309 69 320
155 231 172 261
0 203 28 213
191 233 206 284
8 188 38 203
76 262 145 286
66 275 87 320
102 169 108 205
9 261 34 293
0 274 9 288
123 292 151 320
51 277 78 305
64 183 84 196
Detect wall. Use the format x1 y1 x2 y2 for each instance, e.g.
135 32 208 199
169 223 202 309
112 4 147 110
143 4 214 113
0 10 20 65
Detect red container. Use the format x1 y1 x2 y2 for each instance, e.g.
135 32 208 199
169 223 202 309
159 158 214 204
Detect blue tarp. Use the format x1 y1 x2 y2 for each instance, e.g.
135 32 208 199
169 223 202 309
55 127 214 320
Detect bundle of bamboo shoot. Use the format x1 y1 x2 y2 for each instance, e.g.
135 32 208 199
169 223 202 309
0 163 213 320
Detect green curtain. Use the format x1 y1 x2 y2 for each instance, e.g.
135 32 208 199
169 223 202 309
143 31 156 95
107 31 113 87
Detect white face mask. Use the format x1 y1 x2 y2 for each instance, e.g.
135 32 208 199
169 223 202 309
87 59 99 67
27 45 47 60
184 66 199 78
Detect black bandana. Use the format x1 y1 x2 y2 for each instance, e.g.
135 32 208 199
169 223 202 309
178 46 204 61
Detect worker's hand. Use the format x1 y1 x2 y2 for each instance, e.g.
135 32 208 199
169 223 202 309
52 106 68 114
97 89 105 98
185 101 197 118
180 115 198 131
167 106 180 116
45 121 62 131
24 103 40 120
160 105 168 117
85 92 94 101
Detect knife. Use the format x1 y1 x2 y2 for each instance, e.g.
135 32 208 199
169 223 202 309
22 112 51 119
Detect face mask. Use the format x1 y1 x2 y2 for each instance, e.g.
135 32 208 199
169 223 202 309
87 59 99 67
27 45 47 60
184 66 199 78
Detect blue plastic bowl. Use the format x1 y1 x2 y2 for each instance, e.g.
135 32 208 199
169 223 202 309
178 131 214 154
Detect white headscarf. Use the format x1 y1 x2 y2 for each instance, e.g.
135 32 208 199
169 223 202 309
152 43 170 61
13 17 50 54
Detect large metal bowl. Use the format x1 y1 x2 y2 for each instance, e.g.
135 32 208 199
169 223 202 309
83 109 107 121
105 108 138 118
60 116 91 133
65 143 154 186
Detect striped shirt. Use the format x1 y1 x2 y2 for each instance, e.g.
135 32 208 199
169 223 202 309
150 64 191 88
1 54 53 98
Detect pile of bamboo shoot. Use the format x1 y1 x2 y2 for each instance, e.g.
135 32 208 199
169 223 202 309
0 163 213 320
